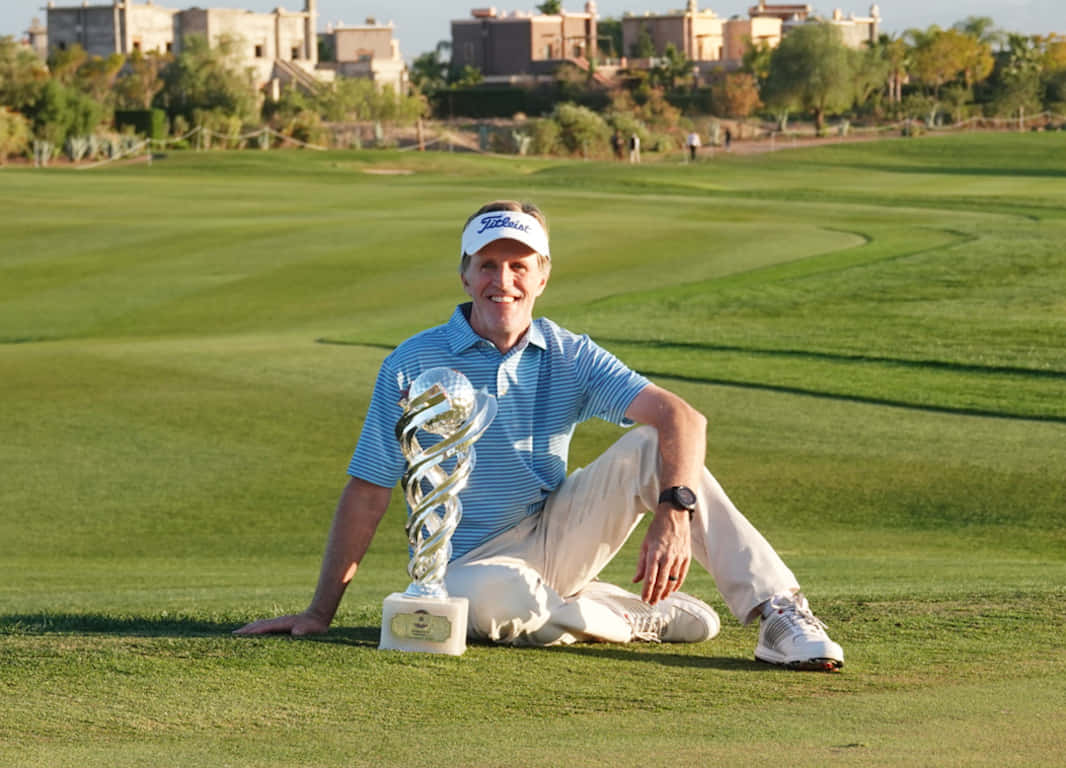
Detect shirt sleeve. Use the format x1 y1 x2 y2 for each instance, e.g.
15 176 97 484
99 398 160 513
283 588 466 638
576 335 649 426
348 356 408 488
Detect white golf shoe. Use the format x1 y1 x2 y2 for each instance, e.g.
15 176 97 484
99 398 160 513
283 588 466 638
755 593 844 671
622 591 721 643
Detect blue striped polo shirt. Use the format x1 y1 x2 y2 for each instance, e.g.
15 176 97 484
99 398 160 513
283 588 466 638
348 303 649 560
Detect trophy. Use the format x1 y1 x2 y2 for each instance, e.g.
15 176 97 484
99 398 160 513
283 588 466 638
378 367 497 655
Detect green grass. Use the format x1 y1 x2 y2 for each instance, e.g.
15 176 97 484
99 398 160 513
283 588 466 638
1 133 1064 766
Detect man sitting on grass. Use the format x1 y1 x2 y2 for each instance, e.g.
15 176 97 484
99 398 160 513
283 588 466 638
236 200 844 670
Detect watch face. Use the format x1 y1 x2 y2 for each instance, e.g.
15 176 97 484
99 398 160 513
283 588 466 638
676 486 697 509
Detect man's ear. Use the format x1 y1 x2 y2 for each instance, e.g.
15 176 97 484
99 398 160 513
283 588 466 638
533 265 550 297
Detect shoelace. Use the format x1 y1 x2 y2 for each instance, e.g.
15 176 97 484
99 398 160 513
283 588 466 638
770 597 829 638
626 604 664 643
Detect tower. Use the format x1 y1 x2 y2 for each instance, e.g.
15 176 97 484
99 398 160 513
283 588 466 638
304 0 317 64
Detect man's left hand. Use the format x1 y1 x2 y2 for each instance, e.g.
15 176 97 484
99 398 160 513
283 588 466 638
633 505 691 604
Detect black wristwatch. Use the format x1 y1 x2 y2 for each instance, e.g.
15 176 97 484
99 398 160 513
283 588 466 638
658 485 697 517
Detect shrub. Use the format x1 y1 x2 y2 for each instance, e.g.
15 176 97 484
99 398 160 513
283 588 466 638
551 102 610 157
28 79 105 148
529 117 561 156
0 107 31 165
114 109 168 140
279 109 326 147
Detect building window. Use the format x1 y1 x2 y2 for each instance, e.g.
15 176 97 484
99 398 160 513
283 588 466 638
291 46 300 60
132 40 142 52
255 44 265 58
166 41 172 53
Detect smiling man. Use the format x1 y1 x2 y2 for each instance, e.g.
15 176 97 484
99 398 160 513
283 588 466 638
236 200 844 670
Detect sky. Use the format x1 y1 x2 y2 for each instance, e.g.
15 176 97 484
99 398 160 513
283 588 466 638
3 0 1064 61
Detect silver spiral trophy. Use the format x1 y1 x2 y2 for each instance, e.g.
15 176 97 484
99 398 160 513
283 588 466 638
378 367 497 656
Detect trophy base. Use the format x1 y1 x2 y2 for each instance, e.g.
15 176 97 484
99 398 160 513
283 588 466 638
378 592 469 656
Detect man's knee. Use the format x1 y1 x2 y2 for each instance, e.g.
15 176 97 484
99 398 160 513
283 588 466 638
446 560 555 644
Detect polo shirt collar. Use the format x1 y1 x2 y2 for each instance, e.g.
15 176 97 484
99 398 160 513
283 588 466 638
447 303 547 353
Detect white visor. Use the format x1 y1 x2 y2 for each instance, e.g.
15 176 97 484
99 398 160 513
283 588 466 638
461 211 550 260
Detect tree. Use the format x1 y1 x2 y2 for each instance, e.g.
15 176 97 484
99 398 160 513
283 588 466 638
631 24 655 59
651 43 692 90
451 65 484 88
157 34 258 123
953 16 1004 49
47 44 88 86
536 0 562 15
0 106 31 164
762 22 855 132
853 40 893 112
710 72 761 118
598 18 623 60
410 40 450 94
869 33 909 105
990 33 1044 118
740 39 774 85
114 49 170 110
0 35 49 111
907 26 992 98
28 79 105 147
74 53 126 106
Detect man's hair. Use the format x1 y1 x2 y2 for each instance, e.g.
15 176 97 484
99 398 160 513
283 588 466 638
460 200 551 274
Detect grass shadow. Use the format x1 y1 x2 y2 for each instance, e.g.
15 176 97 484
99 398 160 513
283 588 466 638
545 643 772 672
0 612 238 637
0 613 386 647
597 337 1066 380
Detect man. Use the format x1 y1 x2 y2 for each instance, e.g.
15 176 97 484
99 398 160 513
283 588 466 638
236 201 844 670
687 131 701 162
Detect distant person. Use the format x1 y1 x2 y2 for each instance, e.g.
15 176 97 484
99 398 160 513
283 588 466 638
687 131 701 162
610 131 624 161
236 199 845 672
628 132 641 164
724 127 732 151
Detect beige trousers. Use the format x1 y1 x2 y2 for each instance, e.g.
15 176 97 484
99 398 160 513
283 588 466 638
445 426 800 645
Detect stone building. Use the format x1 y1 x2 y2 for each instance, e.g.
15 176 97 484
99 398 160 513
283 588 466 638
319 19 407 93
622 0 781 67
620 0 880 72
747 2 812 23
770 3 881 48
24 17 50 58
450 3 599 82
622 0 727 62
43 0 320 89
721 15 782 62
819 5 881 49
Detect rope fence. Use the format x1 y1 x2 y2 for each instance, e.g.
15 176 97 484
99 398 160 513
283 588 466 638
14 110 1066 170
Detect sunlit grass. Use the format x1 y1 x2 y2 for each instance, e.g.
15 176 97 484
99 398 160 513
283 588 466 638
1 134 1064 766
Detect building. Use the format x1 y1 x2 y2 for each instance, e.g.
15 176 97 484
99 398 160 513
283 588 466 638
622 1 726 62
622 0 782 68
771 4 881 49
722 15 782 62
24 17 49 58
450 3 599 82
618 1 879 72
43 0 319 90
821 5 881 49
747 2 812 23
319 19 407 93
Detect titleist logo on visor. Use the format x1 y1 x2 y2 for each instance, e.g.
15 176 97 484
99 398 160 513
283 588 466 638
475 215 532 235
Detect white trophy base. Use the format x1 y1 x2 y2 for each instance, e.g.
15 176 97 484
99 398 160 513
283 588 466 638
378 592 469 656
